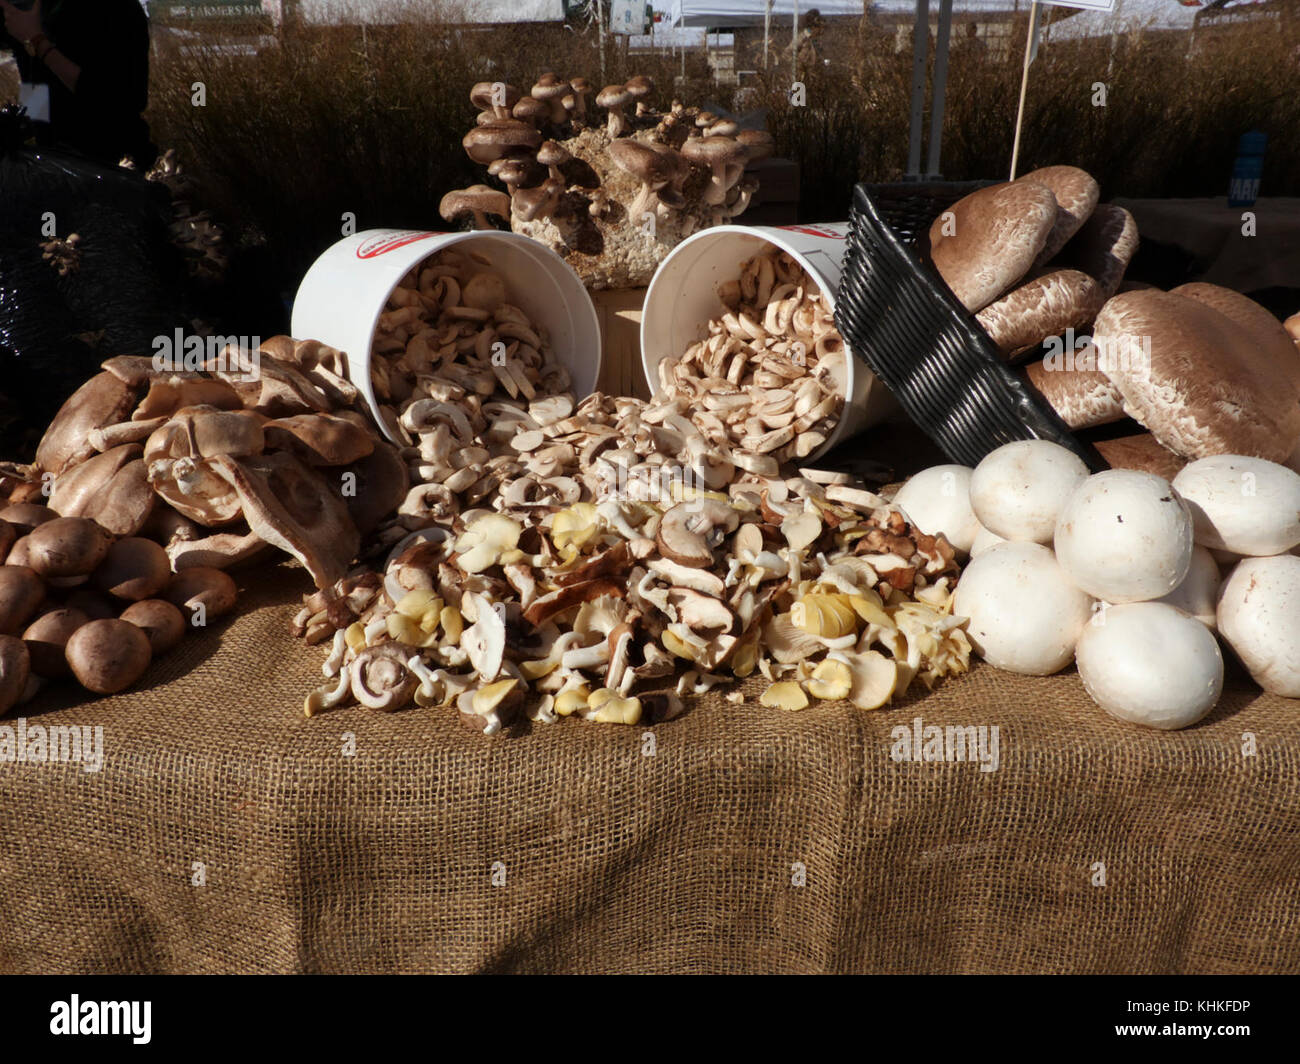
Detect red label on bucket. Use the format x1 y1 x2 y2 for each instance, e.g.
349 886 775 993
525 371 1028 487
777 224 846 240
356 231 443 259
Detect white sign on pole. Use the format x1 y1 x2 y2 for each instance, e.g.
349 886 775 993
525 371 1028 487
1036 0 1116 11
610 0 648 35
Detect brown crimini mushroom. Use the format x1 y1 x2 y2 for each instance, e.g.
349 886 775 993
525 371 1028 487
93 538 172 601
0 520 13 563
24 517 112 580
120 599 186 655
0 565 45 635
596 84 633 138
0 634 30 716
22 607 88 677
0 502 56 535
64 617 153 694
439 185 512 231
165 567 238 621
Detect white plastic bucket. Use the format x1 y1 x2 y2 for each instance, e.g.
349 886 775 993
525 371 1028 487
639 223 896 461
291 229 602 442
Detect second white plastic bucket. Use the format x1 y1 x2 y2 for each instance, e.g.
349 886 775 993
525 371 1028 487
291 228 602 443
640 223 896 461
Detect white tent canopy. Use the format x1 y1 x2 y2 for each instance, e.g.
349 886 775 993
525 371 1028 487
291 0 566 24
1044 0 1199 41
666 0 866 28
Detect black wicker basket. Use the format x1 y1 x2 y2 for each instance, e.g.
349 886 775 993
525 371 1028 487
835 182 1107 472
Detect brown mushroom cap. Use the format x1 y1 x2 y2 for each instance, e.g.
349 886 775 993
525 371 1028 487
1285 313 1300 344
1093 289 1300 462
1015 165 1100 266
609 138 674 187
928 181 1058 312
596 84 632 110
1172 283 1300 393
0 502 56 536
512 96 549 124
975 268 1106 359
462 120 542 164
35 371 137 477
0 634 31 716
93 538 172 601
1059 203 1138 299
49 444 156 537
512 178 565 223
120 599 186 655
341 442 409 538
1094 431 1188 481
64 617 152 694
165 566 238 621
0 520 13 564
4 535 33 568
439 185 512 228
22 606 89 677
1024 348 1125 430
24 517 112 580
537 139 569 170
0 565 45 635
262 413 376 467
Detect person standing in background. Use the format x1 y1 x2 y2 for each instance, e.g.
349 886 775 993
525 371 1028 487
1 0 156 168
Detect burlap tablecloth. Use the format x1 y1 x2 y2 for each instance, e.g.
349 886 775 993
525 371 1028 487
1 562 1297 975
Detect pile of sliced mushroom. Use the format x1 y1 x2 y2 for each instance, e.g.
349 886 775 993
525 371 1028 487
654 246 845 465
294 251 970 732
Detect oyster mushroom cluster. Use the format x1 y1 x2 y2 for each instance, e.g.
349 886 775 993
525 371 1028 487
654 245 847 464
441 74 774 288
146 148 229 282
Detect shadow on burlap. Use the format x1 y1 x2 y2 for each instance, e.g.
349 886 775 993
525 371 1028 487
1 561 1296 974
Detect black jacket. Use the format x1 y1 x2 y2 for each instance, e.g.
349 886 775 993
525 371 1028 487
3 0 156 167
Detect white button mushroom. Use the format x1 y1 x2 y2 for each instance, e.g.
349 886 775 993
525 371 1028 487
1053 470 1194 603
952 541 1094 675
891 464 979 554
969 440 1089 543
1172 455 1300 557
1075 602 1223 729
1152 545 1221 630
1217 555 1300 697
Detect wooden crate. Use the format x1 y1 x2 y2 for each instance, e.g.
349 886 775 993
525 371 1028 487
589 286 651 399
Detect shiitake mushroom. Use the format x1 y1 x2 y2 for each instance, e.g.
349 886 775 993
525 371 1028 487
64 618 152 695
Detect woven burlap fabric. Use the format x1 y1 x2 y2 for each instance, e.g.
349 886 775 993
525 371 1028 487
0 561 1297 974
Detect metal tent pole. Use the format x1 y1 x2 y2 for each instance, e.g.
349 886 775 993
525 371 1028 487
906 0 930 178
926 0 954 177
